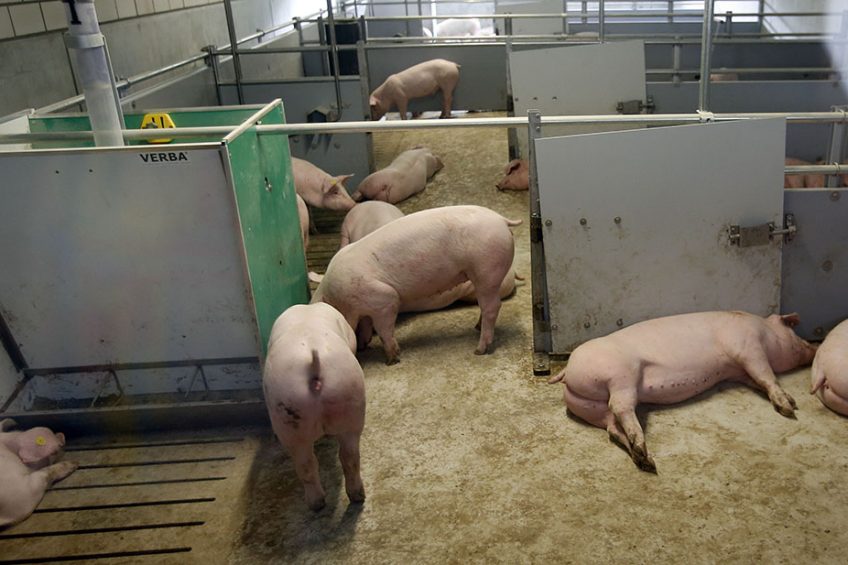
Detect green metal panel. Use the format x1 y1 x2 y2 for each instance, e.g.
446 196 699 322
224 104 309 356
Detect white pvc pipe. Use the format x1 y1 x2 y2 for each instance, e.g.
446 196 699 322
64 0 123 146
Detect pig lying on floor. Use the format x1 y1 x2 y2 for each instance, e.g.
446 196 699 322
549 311 817 472
811 319 848 417
0 419 77 527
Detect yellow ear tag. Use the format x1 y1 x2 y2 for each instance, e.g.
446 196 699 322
329 179 337 187
35 436 46 446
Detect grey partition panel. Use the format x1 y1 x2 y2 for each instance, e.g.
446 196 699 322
122 67 219 111
495 0 562 35
536 118 786 353
511 41 646 157
644 42 833 76
782 189 848 340
219 79 371 186
0 147 259 369
367 45 508 112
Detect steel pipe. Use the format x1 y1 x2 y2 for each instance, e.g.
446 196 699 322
698 0 715 111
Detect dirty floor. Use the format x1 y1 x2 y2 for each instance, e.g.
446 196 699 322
2 113 846 564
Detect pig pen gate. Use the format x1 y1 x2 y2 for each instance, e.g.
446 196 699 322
1 107 847 420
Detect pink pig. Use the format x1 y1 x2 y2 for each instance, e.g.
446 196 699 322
291 157 356 211
811 319 848 417
369 59 461 120
549 311 817 472
352 147 444 204
296 194 309 255
784 157 825 189
339 201 405 248
496 159 530 191
0 419 77 527
311 205 520 364
263 303 366 511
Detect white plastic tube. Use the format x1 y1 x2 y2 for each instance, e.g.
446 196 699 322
64 0 124 146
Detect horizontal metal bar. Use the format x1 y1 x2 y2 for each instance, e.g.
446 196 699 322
0 547 192 564
315 11 844 22
3 112 848 144
51 477 227 491
785 164 848 175
33 498 215 513
67 437 244 451
22 357 258 377
78 456 235 469
646 67 841 75
0 521 204 540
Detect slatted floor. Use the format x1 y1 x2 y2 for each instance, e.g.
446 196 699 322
0 430 262 563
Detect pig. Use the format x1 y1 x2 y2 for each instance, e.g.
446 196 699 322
810 319 848 417
351 147 444 204
496 159 530 191
339 201 405 248
369 59 461 120
262 303 366 511
709 72 740 82
548 311 817 472
296 194 309 255
291 157 356 211
311 205 520 364
434 18 482 37
0 419 77 528
784 157 825 189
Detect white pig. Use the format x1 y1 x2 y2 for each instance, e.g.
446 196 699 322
0 419 77 527
351 147 444 204
369 59 461 120
549 311 817 472
435 18 481 37
496 159 530 191
291 157 356 211
339 201 405 248
263 303 365 511
311 205 520 364
784 157 825 189
811 319 848 417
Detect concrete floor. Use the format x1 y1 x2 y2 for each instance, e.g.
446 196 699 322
3 113 846 564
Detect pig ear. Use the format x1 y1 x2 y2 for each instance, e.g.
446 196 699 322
780 313 801 327
56 432 65 446
308 271 324 284
506 159 522 174
18 443 42 465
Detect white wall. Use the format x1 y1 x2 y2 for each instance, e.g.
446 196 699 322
764 0 846 34
0 0 329 116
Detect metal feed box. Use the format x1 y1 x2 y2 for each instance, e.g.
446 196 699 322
0 101 308 428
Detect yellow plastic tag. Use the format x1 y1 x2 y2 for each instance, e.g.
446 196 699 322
35 436 46 446
140 113 176 144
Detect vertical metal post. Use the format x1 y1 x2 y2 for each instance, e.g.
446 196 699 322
204 45 223 105
581 0 587 25
318 16 329 75
505 14 513 37
725 11 733 37
672 39 681 86
528 110 551 375
598 0 605 43
358 13 367 43
357 40 376 174
668 0 673 24
405 0 411 36
562 0 567 35
757 0 765 33
698 0 715 112
326 0 344 119
826 106 847 188
353 0 358 18
505 33 517 159
294 17 303 46
222 0 244 104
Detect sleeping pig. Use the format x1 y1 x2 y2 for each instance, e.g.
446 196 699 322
291 157 356 211
351 147 443 204
311 205 520 364
369 59 461 120
263 303 366 511
549 311 817 472
496 159 529 191
810 318 848 417
0 419 77 527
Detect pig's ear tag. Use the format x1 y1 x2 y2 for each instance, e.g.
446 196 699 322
35 436 47 446
329 179 337 187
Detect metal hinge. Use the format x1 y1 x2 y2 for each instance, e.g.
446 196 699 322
729 214 796 247
616 96 655 115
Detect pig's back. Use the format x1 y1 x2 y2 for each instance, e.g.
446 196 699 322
817 320 848 397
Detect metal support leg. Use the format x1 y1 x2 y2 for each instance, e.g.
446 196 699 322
505 33 518 160
672 40 681 86
203 45 222 106
598 0 605 42
357 40 376 173
528 110 551 376
826 106 848 188
698 0 715 111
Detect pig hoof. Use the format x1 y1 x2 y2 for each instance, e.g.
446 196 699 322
307 497 327 512
633 453 657 474
774 403 796 419
347 488 366 504
385 357 400 366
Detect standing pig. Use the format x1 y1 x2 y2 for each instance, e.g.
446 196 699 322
0 419 77 527
496 159 530 191
811 319 848 416
369 59 461 120
548 311 817 472
311 205 520 364
296 193 309 255
352 147 443 204
340 201 405 248
291 157 356 211
263 303 366 511
784 157 825 189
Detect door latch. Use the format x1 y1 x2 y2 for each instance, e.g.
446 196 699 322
729 214 796 247
616 96 655 115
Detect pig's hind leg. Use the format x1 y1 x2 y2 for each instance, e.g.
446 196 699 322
608 386 656 473
565 385 642 467
819 385 848 417
364 282 402 364
337 432 365 504
289 443 327 511
6 460 78 526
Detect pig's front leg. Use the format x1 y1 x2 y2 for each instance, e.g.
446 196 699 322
608 385 656 473
356 317 374 351
397 99 409 121
737 350 797 417
337 432 365 504
289 443 326 511
440 89 453 119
